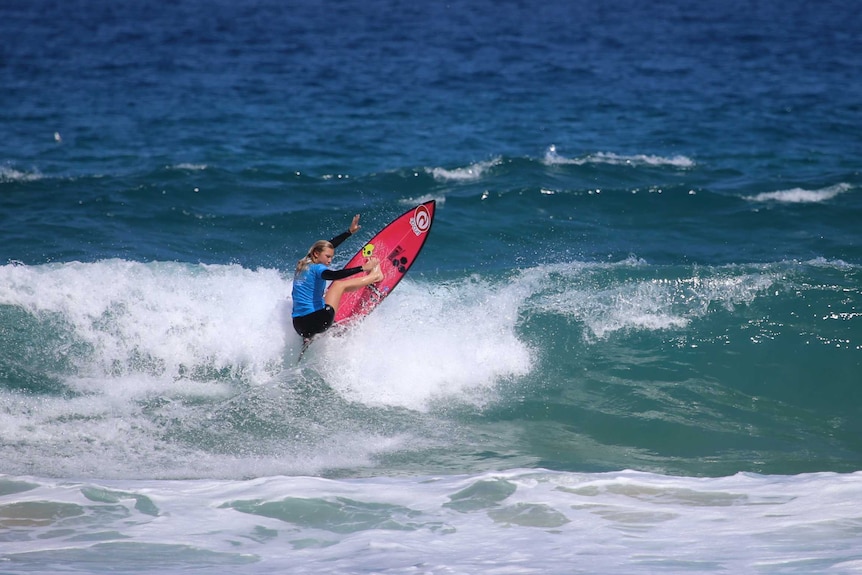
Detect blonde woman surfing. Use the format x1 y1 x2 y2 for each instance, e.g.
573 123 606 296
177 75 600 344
291 214 383 340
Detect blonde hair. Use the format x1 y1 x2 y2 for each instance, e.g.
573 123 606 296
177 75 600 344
295 240 333 275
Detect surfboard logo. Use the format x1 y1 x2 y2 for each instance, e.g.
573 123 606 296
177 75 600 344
410 204 431 236
387 245 409 273
362 243 375 257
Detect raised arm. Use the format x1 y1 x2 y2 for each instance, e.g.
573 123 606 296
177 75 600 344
328 214 362 248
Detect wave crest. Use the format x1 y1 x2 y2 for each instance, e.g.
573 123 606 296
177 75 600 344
544 145 695 168
427 158 502 181
747 183 851 204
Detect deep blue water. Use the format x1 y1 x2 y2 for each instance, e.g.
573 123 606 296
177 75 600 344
1 0 861 572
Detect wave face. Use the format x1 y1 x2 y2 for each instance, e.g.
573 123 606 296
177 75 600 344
1 256 859 480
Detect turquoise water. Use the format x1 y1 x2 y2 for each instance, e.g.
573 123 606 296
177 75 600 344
2 0 861 572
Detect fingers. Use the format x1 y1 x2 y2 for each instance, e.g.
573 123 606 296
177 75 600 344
350 214 361 234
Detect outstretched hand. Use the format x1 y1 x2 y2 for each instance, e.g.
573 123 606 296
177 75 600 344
349 214 361 234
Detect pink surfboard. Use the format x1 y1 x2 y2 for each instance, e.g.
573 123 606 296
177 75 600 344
333 200 435 324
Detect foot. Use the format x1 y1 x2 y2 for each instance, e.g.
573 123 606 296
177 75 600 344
368 265 384 283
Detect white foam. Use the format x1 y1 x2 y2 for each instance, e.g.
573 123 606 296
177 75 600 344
0 165 42 182
0 260 289 385
427 158 502 181
170 163 208 171
312 277 534 411
748 182 851 203
524 259 775 340
544 145 695 168
396 194 446 209
3 469 860 574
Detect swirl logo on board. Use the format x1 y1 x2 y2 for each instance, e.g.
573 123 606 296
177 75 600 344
410 204 431 236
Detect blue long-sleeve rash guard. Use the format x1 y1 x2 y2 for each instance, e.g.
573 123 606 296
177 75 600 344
291 230 363 318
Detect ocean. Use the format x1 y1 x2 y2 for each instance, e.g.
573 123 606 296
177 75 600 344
2 0 861 572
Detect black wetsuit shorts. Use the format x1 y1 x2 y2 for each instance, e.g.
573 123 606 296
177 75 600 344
292 305 335 338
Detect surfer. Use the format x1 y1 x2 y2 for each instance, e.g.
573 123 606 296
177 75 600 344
291 214 383 339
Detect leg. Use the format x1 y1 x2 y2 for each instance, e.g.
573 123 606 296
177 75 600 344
324 265 383 312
